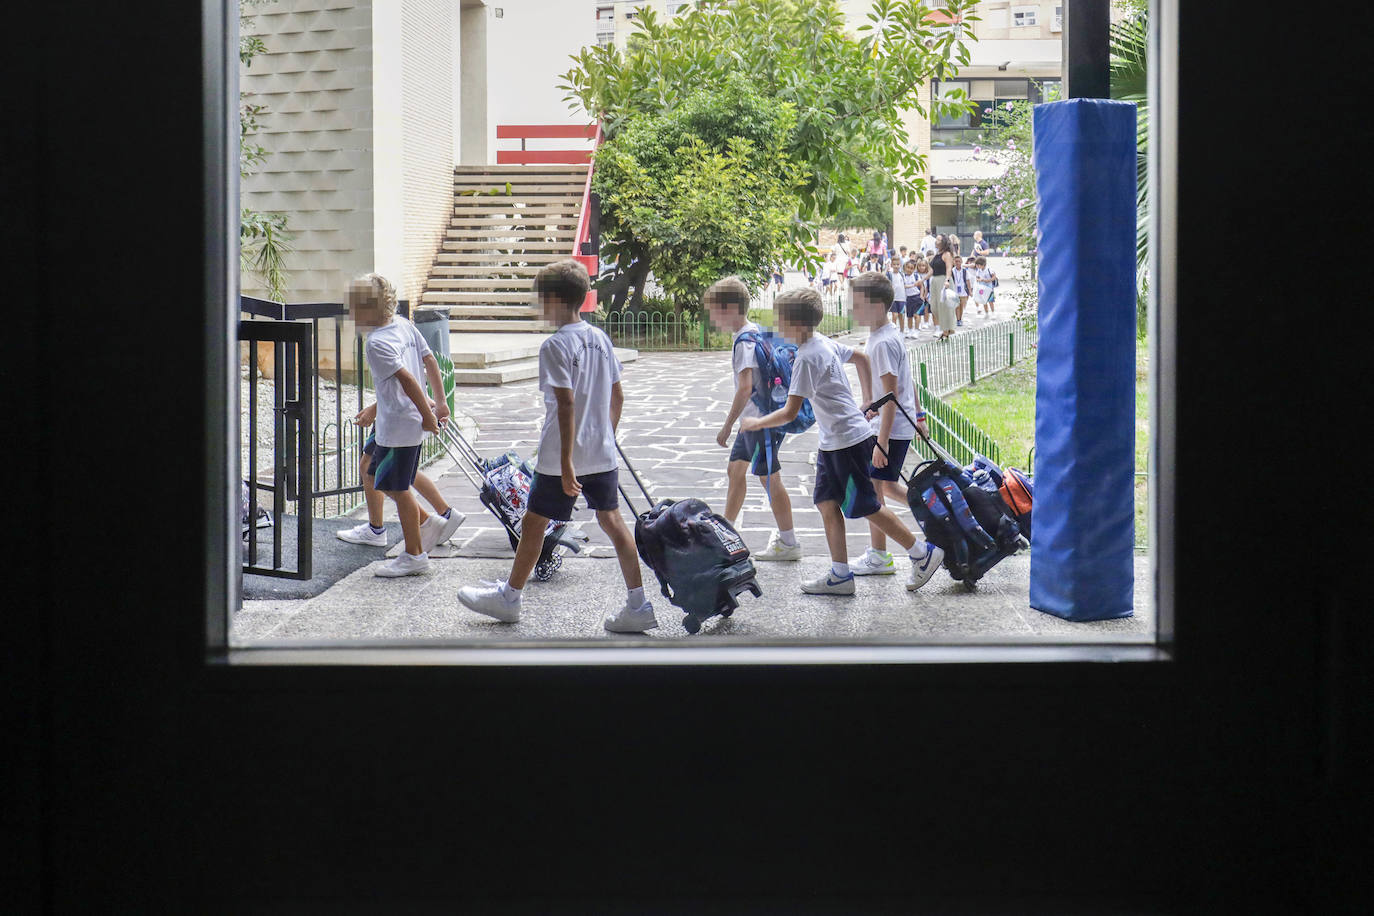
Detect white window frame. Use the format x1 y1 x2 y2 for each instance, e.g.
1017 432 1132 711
1052 5 1063 31
1012 6 1038 28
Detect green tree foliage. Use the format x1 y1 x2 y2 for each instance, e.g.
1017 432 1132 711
830 169 895 239
561 0 978 300
240 0 292 302
1110 10 1148 269
593 80 802 310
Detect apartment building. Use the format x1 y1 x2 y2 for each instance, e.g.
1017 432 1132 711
841 0 1069 250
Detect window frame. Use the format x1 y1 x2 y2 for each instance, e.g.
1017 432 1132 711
207 0 1177 666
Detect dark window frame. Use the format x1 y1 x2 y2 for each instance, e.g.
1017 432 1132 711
206 0 1174 667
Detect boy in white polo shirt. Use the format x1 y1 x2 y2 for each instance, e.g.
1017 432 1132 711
347 273 449 578
457 260 656 633
741 288 943 595
705 276 801 562
848 272 931 577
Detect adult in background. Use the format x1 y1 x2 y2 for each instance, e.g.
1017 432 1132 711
930 234 956 341
869 231 887 261
832 232 850 262
920 227 938 258
971 230 991 259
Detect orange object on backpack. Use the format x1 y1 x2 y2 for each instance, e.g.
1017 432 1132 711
999 468 1033 520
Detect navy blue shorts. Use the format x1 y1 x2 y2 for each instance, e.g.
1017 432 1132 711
906 298 926 318
814 437 882 519
729 428 785 476
367 439 423 493
527 469 618 522
869 437 911 482
890 299 905 314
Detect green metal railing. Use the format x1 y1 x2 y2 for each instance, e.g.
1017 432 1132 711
912 381 1002 468
590 289 852 351
909 316 1037 396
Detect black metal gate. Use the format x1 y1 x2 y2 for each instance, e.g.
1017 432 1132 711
240 318 314 580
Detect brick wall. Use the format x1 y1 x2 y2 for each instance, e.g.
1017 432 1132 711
400 0 455 312
240 0 375 304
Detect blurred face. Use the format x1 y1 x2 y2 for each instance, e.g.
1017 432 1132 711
856 292 887 326
705 296 742 331
538 293 575 324
348 283 389 330
777 313 806 345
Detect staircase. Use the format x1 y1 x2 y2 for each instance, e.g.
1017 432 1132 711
423 159 638 385
422 164 589 332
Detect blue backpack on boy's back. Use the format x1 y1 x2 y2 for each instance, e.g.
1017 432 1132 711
734 330 815 436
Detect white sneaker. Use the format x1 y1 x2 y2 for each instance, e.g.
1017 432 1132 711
337 521 386 547
457 580 521 622
375 551 430 577
906 543 945 591
754 532 803 562
852 548 896 576
419 510 466 553
604 599 658 633
801 570 856 595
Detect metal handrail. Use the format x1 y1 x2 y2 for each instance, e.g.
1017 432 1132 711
574 122 604 311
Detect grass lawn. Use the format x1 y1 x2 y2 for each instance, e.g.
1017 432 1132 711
946 341 1151 548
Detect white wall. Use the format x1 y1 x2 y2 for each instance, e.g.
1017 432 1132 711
486 0 598 151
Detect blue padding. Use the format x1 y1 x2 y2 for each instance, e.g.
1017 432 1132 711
1029 99 1137 621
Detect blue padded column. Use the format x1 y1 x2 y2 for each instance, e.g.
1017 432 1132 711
1029 99 1137 621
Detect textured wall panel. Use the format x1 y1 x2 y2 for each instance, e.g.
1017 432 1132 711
240 0 375 304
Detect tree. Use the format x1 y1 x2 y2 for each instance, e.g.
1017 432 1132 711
1110 9 1149 270
592 79 803 311
561 0 979 302
239 0 292 302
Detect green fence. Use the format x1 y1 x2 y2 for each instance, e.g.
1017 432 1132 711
912 381 1002 468
590 289 852 351
909 316 1037 396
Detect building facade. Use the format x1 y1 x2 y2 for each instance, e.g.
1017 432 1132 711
240 0 492 306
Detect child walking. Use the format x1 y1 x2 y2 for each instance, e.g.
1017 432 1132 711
973 256 997 317
346 273 448 577
706 276 801 562
952 255 969 327
457 260 656 633
901 258 923 339
740 288 943 595
849 273 931 577
887 255 907 334
336 402 465 553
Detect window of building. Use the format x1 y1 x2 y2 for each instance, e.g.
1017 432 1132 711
1052 5 1063 31
596 5 615 21
1012 6 1038 27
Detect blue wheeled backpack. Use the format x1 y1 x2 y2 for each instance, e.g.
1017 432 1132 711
734 330 815 435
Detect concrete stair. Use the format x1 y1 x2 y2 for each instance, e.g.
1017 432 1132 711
421 164 592 336
448 331 638 386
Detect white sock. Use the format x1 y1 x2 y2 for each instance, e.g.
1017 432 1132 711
627 586 646 607
777 529 798 547
499 581 522 603
831 561 850 578
908 542 929 560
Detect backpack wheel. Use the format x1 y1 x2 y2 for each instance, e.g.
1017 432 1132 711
682 614 701 635
963 578 978 591
719 606 734 618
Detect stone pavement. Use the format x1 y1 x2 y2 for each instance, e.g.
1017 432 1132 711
235 266 1154 644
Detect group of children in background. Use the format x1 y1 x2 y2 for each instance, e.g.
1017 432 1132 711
340 258 949 634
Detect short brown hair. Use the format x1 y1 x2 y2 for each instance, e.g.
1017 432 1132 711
774 287 823 329
534 259 591 308
705 276 750 314
850 271 894 306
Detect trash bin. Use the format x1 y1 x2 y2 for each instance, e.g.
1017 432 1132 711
412 307 451 362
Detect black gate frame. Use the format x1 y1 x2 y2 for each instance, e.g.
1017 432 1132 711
240 318 313 580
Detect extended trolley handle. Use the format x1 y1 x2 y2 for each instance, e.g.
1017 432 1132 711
863 392 959 470
612 437 656 516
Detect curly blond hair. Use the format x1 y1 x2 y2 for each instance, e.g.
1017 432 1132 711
347 273 398 320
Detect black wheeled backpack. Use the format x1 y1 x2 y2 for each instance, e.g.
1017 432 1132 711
614 441 761 634
866 393 1030 587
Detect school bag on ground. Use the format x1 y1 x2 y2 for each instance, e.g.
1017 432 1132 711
734 330 815 435
615 441 761 635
